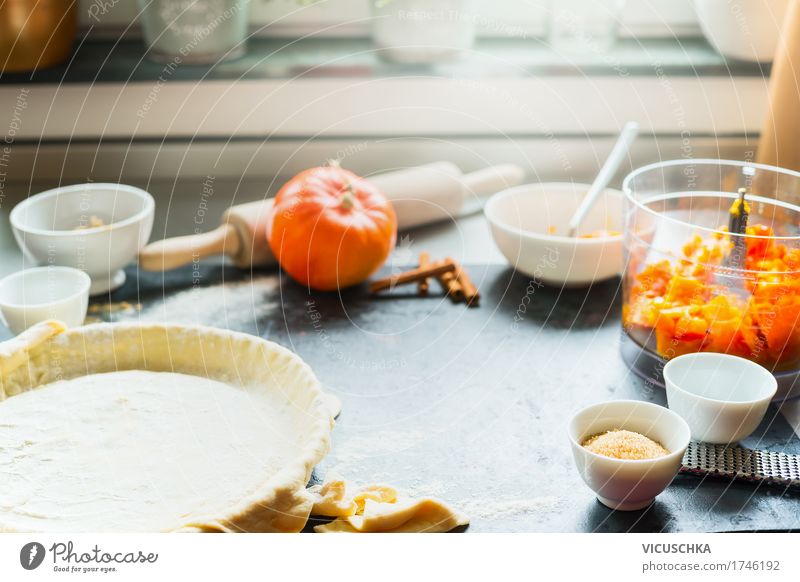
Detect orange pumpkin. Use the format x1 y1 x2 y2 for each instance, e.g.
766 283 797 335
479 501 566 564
267 165 397 291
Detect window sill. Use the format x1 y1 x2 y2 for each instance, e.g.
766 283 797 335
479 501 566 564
1 36 767 85
0 36 768 152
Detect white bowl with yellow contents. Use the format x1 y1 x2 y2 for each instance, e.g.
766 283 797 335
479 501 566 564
568 400 690 511
484 182 624 287
10 183 154 295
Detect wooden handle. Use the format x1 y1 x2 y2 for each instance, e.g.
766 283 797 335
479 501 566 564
757 1 800 170
138 224 241 272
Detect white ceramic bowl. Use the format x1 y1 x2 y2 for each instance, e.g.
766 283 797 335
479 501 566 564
568 400 690 511
0 266 90 334
485 182 623 287
10 183 155 295
664 353 777 444
695 0 789 63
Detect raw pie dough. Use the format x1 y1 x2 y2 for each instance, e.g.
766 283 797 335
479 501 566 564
0 322 334 533
310 476 469 533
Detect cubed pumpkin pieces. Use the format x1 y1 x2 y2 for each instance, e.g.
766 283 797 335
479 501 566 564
665 276 706 303
628 223 800 370
631 260 673 298
654 306 706 358
748 298 800 364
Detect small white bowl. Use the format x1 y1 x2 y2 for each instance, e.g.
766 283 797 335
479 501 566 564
484 182 623 287
664 353 777 444
0 266 90 334
568 400 690 511
10 183 155 295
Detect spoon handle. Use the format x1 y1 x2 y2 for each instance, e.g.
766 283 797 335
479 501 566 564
567 121 639 237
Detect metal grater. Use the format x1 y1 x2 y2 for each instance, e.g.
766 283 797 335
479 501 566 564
680 441 800 489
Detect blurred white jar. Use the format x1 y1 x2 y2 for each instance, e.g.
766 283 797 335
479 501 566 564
138 0 251 64
548 0 626 55
695 0 789 63
372 0 477 63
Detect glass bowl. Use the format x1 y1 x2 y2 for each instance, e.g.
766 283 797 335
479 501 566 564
620 159 800 401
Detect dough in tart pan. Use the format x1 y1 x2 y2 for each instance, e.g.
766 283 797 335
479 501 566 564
0 322 334 533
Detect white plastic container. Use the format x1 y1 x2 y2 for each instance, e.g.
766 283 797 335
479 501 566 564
664 353 777 444
0 267 90 334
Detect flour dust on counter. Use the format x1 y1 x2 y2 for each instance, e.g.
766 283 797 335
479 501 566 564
104 275 281 332
457 496 562 520
398 478 562 521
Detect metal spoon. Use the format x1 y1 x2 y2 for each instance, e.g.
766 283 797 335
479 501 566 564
566 121 640 237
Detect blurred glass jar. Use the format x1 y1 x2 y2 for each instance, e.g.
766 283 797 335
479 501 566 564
371 0 477 64
548 0 626 55
137 0 250 64
0 0 77 72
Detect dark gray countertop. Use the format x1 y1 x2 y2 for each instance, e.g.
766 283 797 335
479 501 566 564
92 261 799 533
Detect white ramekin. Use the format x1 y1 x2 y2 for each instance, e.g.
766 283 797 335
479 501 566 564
664 352 777 444
0 266 90 334
568 399 690 511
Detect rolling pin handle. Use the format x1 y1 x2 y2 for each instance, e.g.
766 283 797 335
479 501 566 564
138 223 242 272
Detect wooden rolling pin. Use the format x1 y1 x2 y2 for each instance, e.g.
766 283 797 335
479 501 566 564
138 162 524 271
756 0 800 171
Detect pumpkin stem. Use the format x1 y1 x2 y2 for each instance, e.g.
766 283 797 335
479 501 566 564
340 184 356 210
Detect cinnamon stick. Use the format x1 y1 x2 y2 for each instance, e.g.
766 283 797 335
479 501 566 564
370 259 456 294
418 252 431 296
437 256 464 302
454 262 480 307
